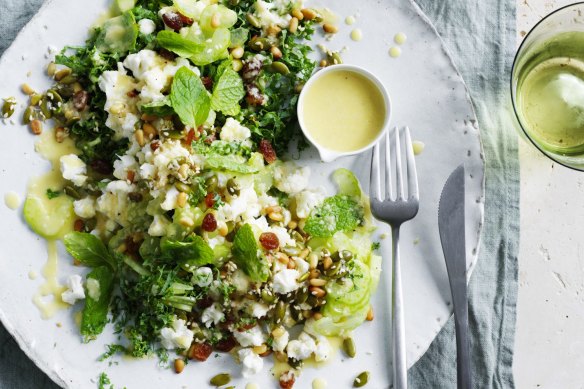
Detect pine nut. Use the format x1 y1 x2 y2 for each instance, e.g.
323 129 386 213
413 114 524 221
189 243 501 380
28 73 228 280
272 327 286 338
366 305 374 321
231 46 244 59
30 119 42 135
179 217 194 227
54 68 72 81
313 312 323 320
253 344 268 355
267 24 282 36
141 113 157 122
277 252 290 265
135 129 145 146
308 253 319 269
275 351 288 362
289 17 299 33
268 212 283 221
21 83 35 95
55 126 68 143
323 23 338 34
177 192 188 208
309 269 320 279
270 46 283 59
143 123 157 139
319 59 328 67
174 358 185 374
211 12 221 28
232 59 243 72
178 164 189 178
323 256 333 270
287 220 298 230
287 259 296 269
291 8 304 20
309 278 327 287
299 248 310 259
301 8 317 20
309 286 326 298
47 62 57 77
217 221 228 237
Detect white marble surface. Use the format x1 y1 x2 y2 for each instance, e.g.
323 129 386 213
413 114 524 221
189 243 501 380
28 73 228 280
515 1 584 387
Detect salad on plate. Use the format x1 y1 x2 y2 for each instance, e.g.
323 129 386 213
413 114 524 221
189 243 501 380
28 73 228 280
13 0 382 387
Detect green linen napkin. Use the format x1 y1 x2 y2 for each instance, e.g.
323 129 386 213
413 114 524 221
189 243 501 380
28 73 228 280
0 0 519 388
408 1 519 388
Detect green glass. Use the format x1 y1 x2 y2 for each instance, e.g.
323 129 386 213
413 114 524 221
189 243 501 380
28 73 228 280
512 3 584 170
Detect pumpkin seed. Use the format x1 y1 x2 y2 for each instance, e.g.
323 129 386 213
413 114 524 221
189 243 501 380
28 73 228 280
246 13 261 28
270 61 290 75
261 289 276 304
210 373 231 387
353 371 370 387
175 182 191 193
288 357 303 369
227 178 240 196
343 337 356 358
249 37 270 52
1 98 16 118
205 175 218 192
275 301 287 323
63 185 83 200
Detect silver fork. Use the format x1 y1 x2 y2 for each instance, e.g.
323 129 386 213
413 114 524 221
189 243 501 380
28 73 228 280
370 126 420 389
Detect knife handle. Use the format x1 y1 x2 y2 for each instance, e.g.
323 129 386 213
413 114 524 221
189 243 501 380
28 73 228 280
452 279 472 389
392 226 407 389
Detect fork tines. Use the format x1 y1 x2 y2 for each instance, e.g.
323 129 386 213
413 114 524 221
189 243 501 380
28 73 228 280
370 126 419 202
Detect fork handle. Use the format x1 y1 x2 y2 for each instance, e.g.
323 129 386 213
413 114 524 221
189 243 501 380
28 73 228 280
392 226 407 389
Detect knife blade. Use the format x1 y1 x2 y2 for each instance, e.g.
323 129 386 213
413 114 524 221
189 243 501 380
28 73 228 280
438 164 472 389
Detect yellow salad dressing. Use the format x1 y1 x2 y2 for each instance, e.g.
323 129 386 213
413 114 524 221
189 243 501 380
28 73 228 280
4 191 21 210
302 70 386 152
28 128 78 318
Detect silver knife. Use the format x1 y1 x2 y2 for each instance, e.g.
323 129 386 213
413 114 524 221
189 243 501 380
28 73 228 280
438 164 472 389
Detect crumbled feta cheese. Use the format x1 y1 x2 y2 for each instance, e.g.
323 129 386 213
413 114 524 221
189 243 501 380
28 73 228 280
96 181 136 227
254 0 293 28
238 348 264 378
86 278 101 301
286 332 316 360
233 325 266 347
220 118 251 142
61 274 85 305
192 267 214 287
294 258 310 275
231 269 250 293
138 18 156 35
248 302 270 318
73 197 96 219
113 155 138 180
160 317 194 349
221 187 261 221
274 163 310 194
314 336 332 362
270 226 293 248
98 70 138 139
272 328 290 352
201 303 225 328
295 188 326 219
60 154 87 187
272 269 301 294
148 214 170 236
207 236 225 249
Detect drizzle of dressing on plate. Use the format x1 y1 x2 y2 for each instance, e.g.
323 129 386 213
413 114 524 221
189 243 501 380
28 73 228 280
351 29 363 42
389 46 402 58
313 378 328 389
29 128 78 318
246 383 260 389
345 15 356 25
394 32 407 45
4 191 21 210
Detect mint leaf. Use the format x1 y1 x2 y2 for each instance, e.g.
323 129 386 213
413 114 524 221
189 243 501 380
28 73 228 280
64 232 116 269
157 30 203 58
170 66 211 128
304 196 364 238
140 97 174 116
211 67 244 115
205 154 261 173
232 224 269 282
81 266 115 338
160 235 214 267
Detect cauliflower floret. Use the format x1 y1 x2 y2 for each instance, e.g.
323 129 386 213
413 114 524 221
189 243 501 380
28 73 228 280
272 327 290 352
220 118 252 142
73 197 96 219
60 154 87 187
113 155 138 180
61 274 85 305
273 163 310 194
314 336 332 362
160 317 194 350
160 186 180 211
98 70 139 139
295 188 326 219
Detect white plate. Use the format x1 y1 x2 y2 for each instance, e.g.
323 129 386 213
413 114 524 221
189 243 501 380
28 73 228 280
0 0 484 388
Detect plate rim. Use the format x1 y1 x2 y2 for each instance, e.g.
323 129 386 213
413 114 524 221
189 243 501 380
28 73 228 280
0 0 486 385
